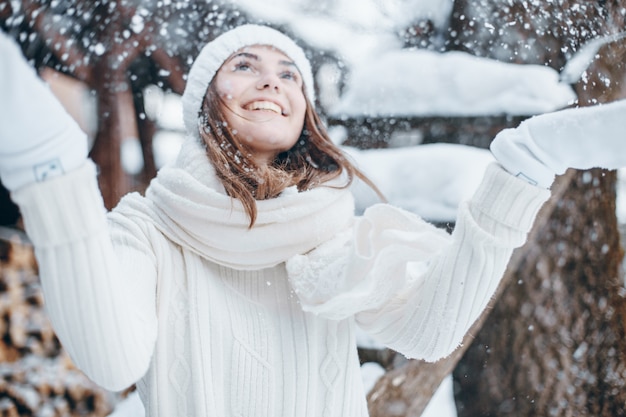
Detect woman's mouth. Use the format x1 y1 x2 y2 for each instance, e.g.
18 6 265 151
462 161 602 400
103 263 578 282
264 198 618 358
244 101 284 115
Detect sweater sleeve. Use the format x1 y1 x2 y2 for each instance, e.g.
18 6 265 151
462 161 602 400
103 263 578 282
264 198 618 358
10 160 158 391
287 163 551 362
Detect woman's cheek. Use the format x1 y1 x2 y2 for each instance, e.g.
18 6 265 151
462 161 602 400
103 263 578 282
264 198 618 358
217 79 235 99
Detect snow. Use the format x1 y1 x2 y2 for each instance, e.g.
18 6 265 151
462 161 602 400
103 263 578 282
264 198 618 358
232 0 453 68
9 1 614 416
331 49 576 117
344 144 494 220
107 392 144 417
423 375 458 416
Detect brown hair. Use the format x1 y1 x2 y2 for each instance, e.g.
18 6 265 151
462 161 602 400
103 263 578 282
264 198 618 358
199 81 383 227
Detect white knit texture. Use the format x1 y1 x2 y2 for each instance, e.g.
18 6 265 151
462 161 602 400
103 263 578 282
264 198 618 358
289 163 550 362
11 161 158 391
12 160 550 415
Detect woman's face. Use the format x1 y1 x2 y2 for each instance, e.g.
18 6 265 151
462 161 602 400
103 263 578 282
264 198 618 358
214 45 307 164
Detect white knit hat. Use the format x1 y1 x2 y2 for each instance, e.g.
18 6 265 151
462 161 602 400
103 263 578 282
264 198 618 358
182 24 316 143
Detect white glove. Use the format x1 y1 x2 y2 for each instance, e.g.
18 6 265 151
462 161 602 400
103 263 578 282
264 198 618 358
0 31 88 191
490 99 626 188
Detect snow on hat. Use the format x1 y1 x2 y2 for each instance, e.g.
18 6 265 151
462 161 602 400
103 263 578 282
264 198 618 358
182 24 316 142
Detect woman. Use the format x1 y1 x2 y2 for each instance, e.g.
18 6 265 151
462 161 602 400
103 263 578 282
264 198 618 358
1 24 625 417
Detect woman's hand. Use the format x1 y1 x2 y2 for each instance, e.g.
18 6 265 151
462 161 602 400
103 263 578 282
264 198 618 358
490 99 626 188
0 30 88 191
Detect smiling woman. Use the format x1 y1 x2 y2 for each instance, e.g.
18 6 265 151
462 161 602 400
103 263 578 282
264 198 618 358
3 22 626 417
191 36 378 226
214 46 307 163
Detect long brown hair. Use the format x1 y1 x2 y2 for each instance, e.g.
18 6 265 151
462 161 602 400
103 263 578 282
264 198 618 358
198 81 383 227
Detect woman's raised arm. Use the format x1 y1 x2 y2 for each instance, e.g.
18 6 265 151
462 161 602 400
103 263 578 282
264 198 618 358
289 97 626 361
0 31 158 392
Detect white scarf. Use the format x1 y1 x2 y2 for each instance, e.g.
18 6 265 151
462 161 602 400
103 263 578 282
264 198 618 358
116 139 355 270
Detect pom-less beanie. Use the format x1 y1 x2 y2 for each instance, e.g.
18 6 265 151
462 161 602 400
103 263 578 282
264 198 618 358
181 24 316 143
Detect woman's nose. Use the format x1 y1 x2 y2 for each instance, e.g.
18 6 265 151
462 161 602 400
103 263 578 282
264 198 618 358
256 72 280 92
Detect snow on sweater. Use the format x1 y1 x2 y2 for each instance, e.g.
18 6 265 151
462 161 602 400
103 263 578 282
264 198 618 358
11 139 550 417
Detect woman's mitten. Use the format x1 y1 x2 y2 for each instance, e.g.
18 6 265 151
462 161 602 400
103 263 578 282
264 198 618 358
490 99 626 188
0 31 88 191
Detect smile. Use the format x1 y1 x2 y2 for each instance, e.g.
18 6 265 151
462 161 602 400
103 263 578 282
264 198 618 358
244 101 284 115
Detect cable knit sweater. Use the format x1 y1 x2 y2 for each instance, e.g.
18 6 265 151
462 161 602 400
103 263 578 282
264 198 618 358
11 139 550 417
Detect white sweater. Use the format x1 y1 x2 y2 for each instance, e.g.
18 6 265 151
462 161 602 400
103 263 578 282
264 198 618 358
12 140 550 417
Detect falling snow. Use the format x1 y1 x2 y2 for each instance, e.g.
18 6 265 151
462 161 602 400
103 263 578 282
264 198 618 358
2 0 626 416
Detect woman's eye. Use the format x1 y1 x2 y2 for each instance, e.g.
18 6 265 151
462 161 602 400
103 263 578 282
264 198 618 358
281 71 298 82
234 60 253 72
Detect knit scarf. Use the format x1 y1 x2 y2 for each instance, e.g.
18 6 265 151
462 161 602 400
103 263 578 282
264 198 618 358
116 139 355 270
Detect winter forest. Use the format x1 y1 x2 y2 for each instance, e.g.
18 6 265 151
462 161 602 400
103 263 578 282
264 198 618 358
1 0 626 416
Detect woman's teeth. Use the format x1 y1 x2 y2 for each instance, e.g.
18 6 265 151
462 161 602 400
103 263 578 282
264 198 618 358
245 101 283 114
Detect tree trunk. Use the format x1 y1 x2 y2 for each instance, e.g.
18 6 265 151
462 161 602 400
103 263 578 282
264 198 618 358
90 69 136 209
134 88 158 184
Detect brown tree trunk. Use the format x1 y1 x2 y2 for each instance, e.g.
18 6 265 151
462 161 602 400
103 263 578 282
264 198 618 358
134 88 158 184
90 69 137 209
